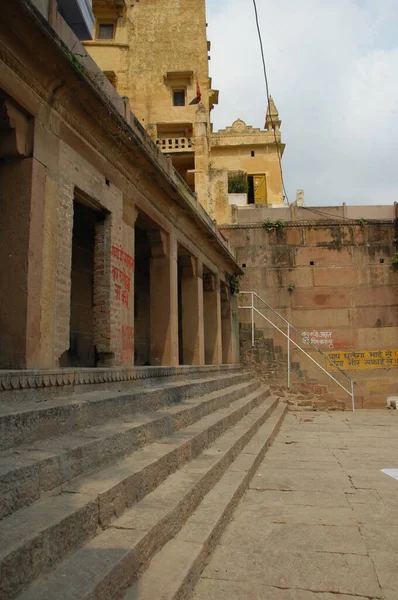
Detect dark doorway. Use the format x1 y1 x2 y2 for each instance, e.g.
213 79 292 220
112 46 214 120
203 268 219 365
177 256 184 365
134 222 151 365
68 201 102 367
248 175 255 204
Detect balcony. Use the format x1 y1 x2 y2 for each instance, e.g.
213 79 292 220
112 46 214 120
156 137 194 154
58 0 95 40
93 0 126 14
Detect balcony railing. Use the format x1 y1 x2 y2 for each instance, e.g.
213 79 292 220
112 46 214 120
156 137 194 153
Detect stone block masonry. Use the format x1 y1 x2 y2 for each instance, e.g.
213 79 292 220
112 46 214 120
223 219 398 407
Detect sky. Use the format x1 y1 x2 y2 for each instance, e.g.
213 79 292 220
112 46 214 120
206 0 398 206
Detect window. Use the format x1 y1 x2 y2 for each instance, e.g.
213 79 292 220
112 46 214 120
173 90 185 106
251 150 255 157
98 23 115 39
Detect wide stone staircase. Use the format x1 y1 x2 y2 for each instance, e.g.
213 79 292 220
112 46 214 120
0 368 287 599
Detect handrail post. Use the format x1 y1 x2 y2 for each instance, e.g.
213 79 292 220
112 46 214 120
251 293 254 348
287 323 291 389
238 291 354 406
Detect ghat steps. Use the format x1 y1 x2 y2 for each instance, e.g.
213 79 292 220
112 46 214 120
0 368 287 599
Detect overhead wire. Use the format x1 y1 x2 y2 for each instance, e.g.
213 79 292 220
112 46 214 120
252 0 289 205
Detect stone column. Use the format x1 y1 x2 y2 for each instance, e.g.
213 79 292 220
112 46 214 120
0 95 45 369
117 203 136 366
180 255 204 365
221 282 233 364
149 230 178 365
0 158 45 369
203 272 222 365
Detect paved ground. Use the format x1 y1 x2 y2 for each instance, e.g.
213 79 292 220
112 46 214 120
192 409 398 600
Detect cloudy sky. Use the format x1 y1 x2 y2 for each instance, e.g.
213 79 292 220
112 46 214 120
206 0 398 206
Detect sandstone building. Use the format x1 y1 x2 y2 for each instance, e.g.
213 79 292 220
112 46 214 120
0 3 397 599
0 14 288 599
0 0 241 374
84 0 285 225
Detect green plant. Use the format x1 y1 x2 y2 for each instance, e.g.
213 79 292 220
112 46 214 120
230 273 243 295
358 218 366 227
392 253 398 268
263 218 285 232
288 283 296 292
228 171 248 194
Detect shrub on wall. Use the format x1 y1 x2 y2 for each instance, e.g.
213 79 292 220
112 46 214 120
230 273 243 295
228 171 248 194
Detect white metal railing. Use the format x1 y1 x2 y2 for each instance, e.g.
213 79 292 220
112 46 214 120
156 137 194 153
239 291 355 411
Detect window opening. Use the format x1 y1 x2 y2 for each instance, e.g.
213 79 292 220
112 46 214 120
98 23 115 39
173 90 185 106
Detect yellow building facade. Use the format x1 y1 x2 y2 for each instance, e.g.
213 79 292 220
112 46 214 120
209 98 285 222
83 0 284 224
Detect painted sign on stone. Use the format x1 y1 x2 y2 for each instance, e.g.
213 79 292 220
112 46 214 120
326 349 398 371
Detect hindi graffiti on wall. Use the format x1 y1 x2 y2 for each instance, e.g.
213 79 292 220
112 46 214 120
302 330 334 349
111 245 134 309
326 349 398 371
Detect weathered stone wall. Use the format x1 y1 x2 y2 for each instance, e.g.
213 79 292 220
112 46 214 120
223 219 398 407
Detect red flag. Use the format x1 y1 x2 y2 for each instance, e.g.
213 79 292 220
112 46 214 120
189 80 202 105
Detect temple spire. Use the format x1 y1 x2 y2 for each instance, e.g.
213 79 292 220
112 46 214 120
265 96 281 133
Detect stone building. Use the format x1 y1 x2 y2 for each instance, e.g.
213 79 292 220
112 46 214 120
0 0 240 373
0 4 397 599
0 9 290 599
83 0 285 224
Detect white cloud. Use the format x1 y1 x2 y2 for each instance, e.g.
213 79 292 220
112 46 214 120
206 0 398 206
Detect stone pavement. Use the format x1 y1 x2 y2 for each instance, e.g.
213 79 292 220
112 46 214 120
192 410 398 600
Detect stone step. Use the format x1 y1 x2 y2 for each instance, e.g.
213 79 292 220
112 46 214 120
0 366 243 405
0 372 250 451
0 379 259 519
15 394 281 600
1 385 270 599
123 402 288 600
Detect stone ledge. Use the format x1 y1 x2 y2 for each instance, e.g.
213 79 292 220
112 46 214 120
220 220 395 230
0 364 240 392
